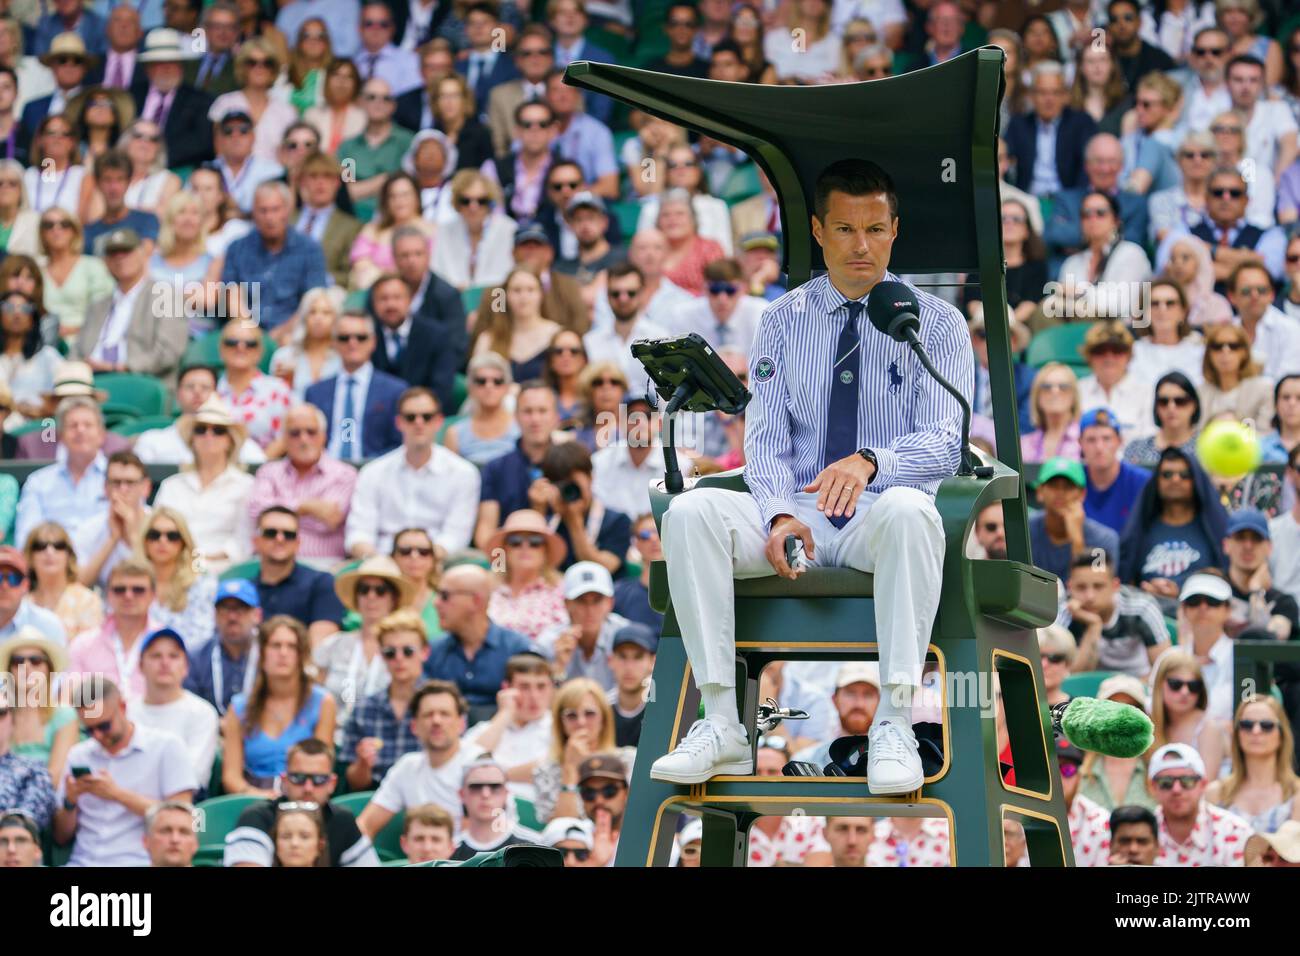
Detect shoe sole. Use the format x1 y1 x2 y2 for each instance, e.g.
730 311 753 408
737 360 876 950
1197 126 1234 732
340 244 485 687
866 772 924 796
650 759 754 785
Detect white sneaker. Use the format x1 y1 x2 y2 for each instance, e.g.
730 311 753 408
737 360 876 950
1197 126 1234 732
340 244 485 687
866 720 924 795
650 717 752 784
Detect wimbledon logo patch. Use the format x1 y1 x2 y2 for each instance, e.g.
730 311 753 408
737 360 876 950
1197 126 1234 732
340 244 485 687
754 357 776 383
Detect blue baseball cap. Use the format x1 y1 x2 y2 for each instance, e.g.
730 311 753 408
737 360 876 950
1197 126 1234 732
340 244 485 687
612 622 658 654
139 627 186 655
214 578 260 608
1079 406 1122 435
1226 508 1269 540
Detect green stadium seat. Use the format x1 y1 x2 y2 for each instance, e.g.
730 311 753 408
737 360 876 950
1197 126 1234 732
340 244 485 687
462 287 488 315
220 558 261 582
194 794 261 860
329 790 373 817
720 163 761 205
93 373 167 417
1024 323 1091 371
110 414 176 437
1060 670 1118 700
610 199 641 238
585 25 633 61
451 373 468 413
1165 616 1177 645
182 329 276 374
7 419 44 439
372 809 406 862
515 796 541 831
383 857 409 866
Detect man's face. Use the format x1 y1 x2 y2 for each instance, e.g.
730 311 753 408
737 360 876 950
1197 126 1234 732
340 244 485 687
255 513 301 564
1080 424 1121 470
1192 30 1229 81
300 168 338 208
546 74 581 117
664 6 698 51
433 582 477 634
516 388 559 442
176 369 216 415
380 630 428 683
825 817 872 866
360 79 395 123
396 393 443 450
334 316 376 369
0 561 27 618
141 637 187 691
565 591 612 637
633 519 662 561
1207 173 1248 227
607 271 643 322
629 230 668 276
204 8 239 53
1111 822 1158 865
1156 457 1194 507
461 765 509 823
163 0 197 30
833 681 879 735
50 54 87 91
513 238 553 272
580 776 627 824
146 60 182 93
1224 530 1269 574
550 0 585 37
278 129 319 171
517 104 555 154
60 406 104 460
568 207 607 246
1182 593 1231 635
108 574 153 621
282 752 336 803
372 278 412 329
1060 758 1082 804
927 2 963 46
609 644 653 696
0 823 41 867
284 408 325 467
974 503 1006 558
393 235 431 284
252 188 289 242
1226 63 1263 109
402 822 453 863
413 692 463 750
811 191 897 292
516 36 553 82
1037 476 1084 517
1068 566 1118 617
105 245 145 284
1151 770 1205 819
360 4 395 52
1085 143 1123 193
215 597 260 643
465 10 497 48
1228 268 1273 321
1106 2 1139 45
145 807 198 867
1032 73 1067 122
79 694 127 750
509 671 553 723
709 51 748 83
106 461 147 508
107 6 142 51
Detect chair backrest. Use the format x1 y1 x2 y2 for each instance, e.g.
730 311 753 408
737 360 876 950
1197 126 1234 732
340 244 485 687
1025 323 1092 374
93 373 168 418
194 794 262 852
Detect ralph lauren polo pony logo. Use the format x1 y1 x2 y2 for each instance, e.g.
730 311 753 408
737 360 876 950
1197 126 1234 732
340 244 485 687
887 360 903 394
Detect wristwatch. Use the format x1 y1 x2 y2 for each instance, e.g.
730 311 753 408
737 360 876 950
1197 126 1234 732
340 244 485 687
560 784 581 794
856 448 878 475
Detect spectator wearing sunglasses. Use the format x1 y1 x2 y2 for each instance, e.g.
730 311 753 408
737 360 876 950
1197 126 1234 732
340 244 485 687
464 653 554 801
585 262 670 386
339 77 414 224
135 366 267 467
445 353 521 466
485 510 567 642
541 814 594 866
341 609 427 790
247 405 357 563
1173 27 1232 135
1150 650 1227 782
670 257 764 357
23 520 102 640
248 506 345 645
68 557 161 703
1227 263 1300 382
387 527 444 637
1207 696 1300 834
0 544 66 646
1122 372 1202 470
133 626 220 787
613 513 665 634
450 757 539 860
346 388 478 558
1 625 78 781
574 752 624 866
138 507 218 654
554 192 623 287
1173 571 1237 723
224 736 380 866
1057 737 1111 867
1150 742 1253 865
1077 323 1153 448
1036 624 1075 708
54 678 197 866
1178 166 1284 295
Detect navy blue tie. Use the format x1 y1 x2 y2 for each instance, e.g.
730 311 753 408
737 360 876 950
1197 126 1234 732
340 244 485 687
824 300 863 529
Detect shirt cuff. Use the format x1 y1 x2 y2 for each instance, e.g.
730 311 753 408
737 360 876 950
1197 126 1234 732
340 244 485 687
757 498 799 529
869 447 899 488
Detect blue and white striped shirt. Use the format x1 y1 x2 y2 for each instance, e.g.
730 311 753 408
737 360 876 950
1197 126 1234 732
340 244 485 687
743 271 974 527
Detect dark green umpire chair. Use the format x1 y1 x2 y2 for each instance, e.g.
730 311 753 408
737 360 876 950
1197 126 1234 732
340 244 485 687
564 48 1074 866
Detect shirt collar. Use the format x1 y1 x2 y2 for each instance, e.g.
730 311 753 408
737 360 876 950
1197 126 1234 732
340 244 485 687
58 450 107 480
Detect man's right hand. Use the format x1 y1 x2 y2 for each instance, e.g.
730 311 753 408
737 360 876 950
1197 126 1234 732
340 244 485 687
495 687 519 721
528 478 559 513
355 738 383 769
765 515 813 581
1067 597 1102 628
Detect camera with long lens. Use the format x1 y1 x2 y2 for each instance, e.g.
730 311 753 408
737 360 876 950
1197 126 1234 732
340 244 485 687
559 480 583 503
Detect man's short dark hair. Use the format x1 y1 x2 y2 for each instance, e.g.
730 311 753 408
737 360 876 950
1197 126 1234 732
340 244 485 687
814 158 898 221
517 379 557 406
107 450 146 475
178 365 219 388
1109 804 1157 837
287 737 336 766
547 159 583 185
94 149 133 181
258 504 300 527
710 39 743 62
398 386 441 416
515 99 555 126
606 260 644 286
412 679 468 717
1069 552 1114 576
464 0 500 20
506 653 551 681
665 1 697 24
1226 54 1265 78
515 23 554 49
703 258 742 282
1228 261 1272 295
543 437 593 481
1106 0 1139 18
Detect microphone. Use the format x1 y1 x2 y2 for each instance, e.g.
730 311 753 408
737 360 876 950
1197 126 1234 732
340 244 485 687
866 281 983 478
1049 697 1154 759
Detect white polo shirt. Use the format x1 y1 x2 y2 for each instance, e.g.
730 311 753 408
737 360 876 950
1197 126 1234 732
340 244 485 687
370 742 485 835
58 723 198 867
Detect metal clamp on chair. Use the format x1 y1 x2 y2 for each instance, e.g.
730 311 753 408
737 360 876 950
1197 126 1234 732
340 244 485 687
565 48 1075 867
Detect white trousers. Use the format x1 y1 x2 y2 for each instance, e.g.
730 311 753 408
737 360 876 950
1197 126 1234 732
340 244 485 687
661 486 946 693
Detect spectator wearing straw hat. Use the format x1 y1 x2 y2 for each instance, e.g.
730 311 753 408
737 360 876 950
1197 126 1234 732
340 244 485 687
22 33 97 137
485 509 568 643
1077 322 1154 447
152 395 255 574
14 360 129 461
131 28 215 170
1245 820 1300 867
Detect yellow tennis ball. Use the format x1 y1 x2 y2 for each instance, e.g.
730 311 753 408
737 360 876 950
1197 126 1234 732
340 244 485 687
1196 420 1260 477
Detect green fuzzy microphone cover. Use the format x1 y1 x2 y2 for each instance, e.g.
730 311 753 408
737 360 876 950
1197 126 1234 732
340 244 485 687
1061 697 1154 758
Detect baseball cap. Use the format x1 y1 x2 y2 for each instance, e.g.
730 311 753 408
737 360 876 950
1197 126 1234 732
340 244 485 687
214 578 260 608
1226 508 1269 540
1034 456 1086 489
139 626 186 655
219 109 253 127
102 227 141 254
0 546 26 576
835 660 880 690
460 756 507 786
1055 737 1084 765
513 222 551 247
565 190 607 216
1079 406 1122 435
1097 673 1148 709
540 816 593 849
563 561 614 600
611 622 658 654
1179 572 1232 604
1147 742 1207 780
577 753 626 784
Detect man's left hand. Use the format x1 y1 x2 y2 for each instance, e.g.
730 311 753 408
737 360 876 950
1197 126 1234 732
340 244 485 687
80 771 120 803
804 454 875 520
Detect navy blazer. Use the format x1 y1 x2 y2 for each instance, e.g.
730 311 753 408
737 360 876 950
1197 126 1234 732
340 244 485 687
368 298 467 415
20 95 55 141
455 54 520 122
1005 108 1097 194
1042 186 1150 259
131 83 214 169
305 367 407 459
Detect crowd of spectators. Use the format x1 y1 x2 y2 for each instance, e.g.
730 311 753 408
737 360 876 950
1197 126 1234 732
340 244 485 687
1 0 1300 870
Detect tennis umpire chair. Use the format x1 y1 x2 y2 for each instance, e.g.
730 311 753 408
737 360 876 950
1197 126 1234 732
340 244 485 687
565 49 1074 866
